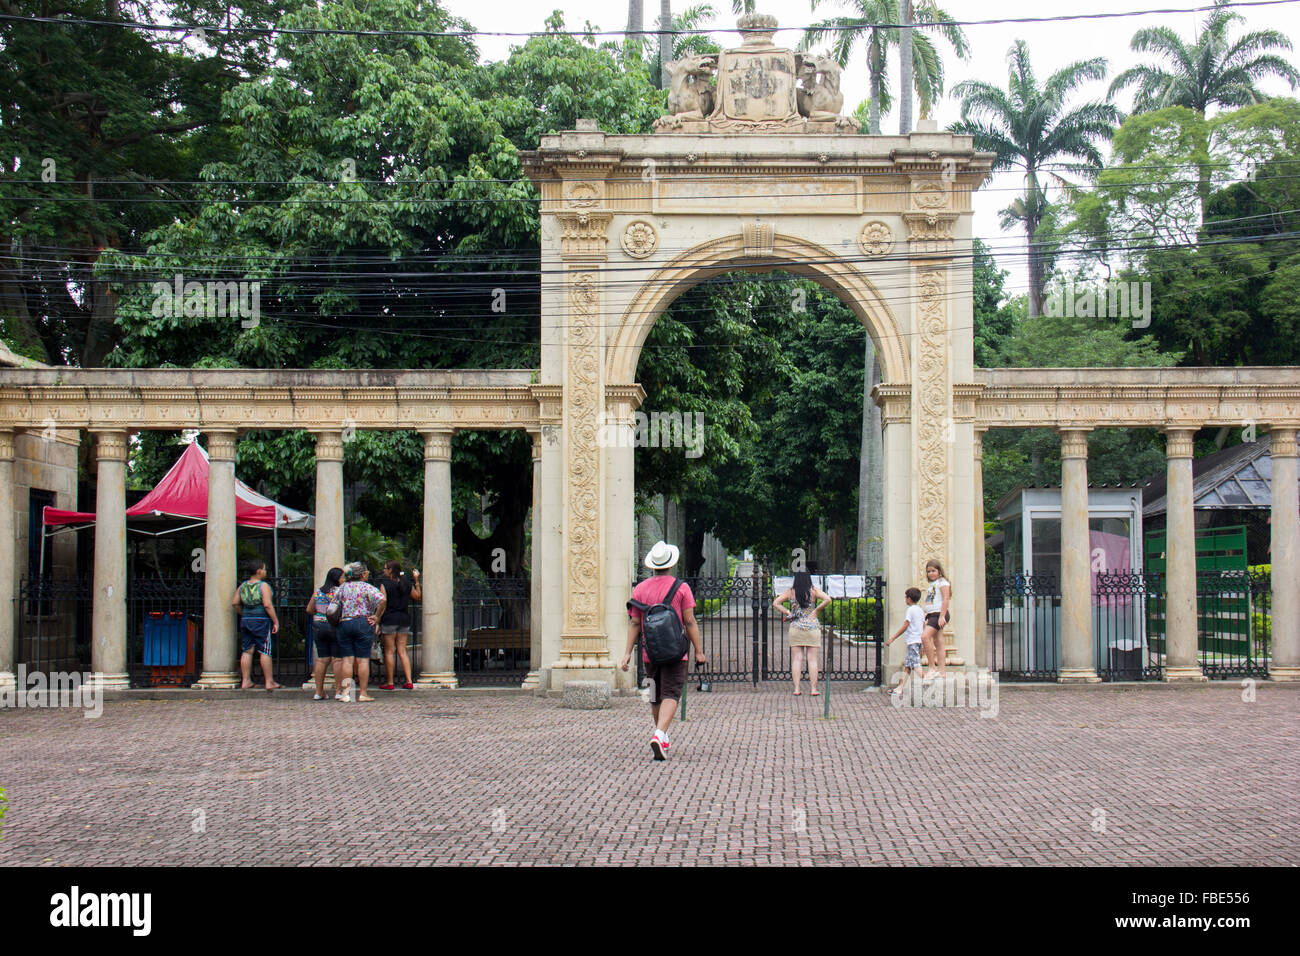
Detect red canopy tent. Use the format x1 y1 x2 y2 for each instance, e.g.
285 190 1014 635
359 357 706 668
41 442 313 576
43 441 313 534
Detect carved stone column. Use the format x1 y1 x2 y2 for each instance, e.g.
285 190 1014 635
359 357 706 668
1268 427 1300 680
196 431 239 688
417 429 456 687
914 263 958 664
973 427 988 671
522 429 543 689
1058 428 1100 682
0 430 14 689
89 430 130 688
1163 427 1206 681
313 431 345 589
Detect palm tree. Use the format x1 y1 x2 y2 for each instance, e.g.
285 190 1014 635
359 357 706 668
1109 0 1299 221
651 5 723 85
659 1 673 88
953 41 1118 317
898 0 912 133
799 2 966 135
800 1 896 135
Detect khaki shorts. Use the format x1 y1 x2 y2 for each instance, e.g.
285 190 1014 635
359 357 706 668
788 626 821 647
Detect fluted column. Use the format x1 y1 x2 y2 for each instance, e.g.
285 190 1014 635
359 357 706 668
0 430 15 689
89 430 130 688
417 429 456 687
1163 427 1206 681
1268 427 1300 680
1058 428 1099 682
973 428 988 671
522 429 543 689
195 431 239 688
312 431 345 588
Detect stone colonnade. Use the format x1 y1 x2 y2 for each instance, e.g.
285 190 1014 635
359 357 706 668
0 370 545 690
973 370 1300 682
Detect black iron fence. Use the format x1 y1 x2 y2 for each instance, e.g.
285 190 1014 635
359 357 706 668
453 575 531 686
633 570 885 686
987 570 1272 681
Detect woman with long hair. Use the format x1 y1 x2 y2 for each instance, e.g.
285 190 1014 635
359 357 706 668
306 566 343 700
376 559 421 690
773 571 832 696
920 559 952 680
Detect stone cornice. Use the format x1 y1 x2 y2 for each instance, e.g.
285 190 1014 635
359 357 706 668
970 371 1300 428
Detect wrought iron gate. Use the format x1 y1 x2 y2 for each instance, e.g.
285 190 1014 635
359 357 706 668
637 569 885 686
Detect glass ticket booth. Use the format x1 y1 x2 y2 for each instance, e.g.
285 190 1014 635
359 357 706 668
994 488 1144 675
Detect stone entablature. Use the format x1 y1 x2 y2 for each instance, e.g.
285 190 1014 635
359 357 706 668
971 368 1300 428
0 369 649 432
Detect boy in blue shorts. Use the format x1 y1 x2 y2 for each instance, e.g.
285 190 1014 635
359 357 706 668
885 587 924 701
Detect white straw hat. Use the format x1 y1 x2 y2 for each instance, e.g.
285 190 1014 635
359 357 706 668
644 540 680 570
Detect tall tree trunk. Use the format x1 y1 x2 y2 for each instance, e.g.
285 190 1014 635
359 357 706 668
898 0 913 134
1026 211 1043 319
627 0 644 57
857 339 884 576
659 1 672 89
868 37 882 134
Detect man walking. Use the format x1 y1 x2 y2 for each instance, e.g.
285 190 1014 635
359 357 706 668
620 540 706 760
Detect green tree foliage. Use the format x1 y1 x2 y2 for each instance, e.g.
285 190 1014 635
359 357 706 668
635 273 867 563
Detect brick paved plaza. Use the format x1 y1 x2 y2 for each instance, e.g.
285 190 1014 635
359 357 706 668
1 682 1296 866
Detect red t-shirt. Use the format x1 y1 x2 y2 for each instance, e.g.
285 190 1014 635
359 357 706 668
629 575 695 663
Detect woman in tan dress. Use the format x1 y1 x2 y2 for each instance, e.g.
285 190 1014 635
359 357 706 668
773 571 831 695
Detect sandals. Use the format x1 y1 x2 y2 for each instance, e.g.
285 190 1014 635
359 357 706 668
356 693 375 702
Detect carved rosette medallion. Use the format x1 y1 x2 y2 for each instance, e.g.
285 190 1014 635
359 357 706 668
621 220 658 259
916 268 949 578
858 220 894 257
565 271 603 649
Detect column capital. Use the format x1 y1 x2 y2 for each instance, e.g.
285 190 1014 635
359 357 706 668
92 429 130 462
313 430 345 462
0 428 13 461
1058 428 1090 460
422 429 453 462
205 430 238 462
1162 427 1198 459
527 427 542 462
972 428 984 461
1267 426 1299 458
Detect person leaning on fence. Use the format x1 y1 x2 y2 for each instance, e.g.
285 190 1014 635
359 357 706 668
885 587 925 701
333 562 386 703
306 566 343 701
232 559 280 690
620 540 706 761
773 570 831 696
376 560 420 691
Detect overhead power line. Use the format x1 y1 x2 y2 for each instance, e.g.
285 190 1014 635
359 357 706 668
2 1 1298 40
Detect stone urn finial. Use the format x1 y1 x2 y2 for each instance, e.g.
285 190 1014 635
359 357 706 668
737 12 779 48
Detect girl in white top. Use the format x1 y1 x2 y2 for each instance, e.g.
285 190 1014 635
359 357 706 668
921 559 951 680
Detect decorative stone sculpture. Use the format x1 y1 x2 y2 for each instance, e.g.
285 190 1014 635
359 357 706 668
653 13 860 134
656 55 718 130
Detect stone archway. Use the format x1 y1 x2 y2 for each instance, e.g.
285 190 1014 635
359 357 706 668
521 14 996 691
605 232 911 388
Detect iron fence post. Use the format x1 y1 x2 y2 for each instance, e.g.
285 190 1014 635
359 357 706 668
751 563 761 686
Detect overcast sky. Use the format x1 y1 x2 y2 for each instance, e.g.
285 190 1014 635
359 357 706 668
441 0 1298 295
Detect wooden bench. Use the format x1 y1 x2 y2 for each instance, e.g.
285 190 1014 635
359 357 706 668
463 628 530 651
458 628 531 672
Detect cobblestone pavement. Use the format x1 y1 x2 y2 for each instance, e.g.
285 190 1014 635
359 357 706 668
0 682 1295 866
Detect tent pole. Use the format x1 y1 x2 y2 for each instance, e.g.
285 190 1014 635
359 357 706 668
273 522 279 580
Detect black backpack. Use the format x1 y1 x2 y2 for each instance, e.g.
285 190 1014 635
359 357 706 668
628 578 689 664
